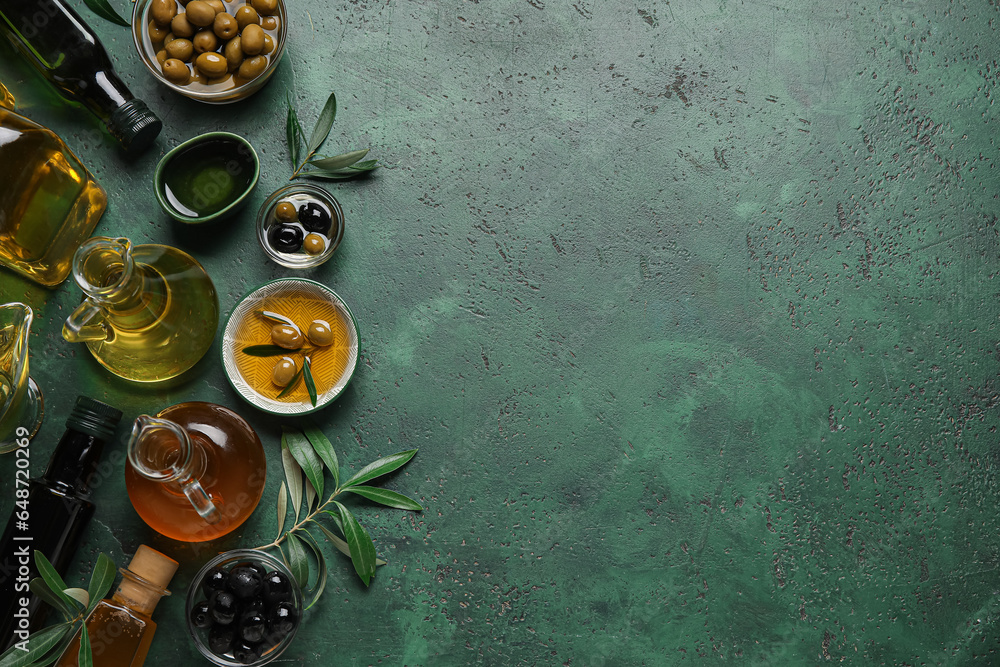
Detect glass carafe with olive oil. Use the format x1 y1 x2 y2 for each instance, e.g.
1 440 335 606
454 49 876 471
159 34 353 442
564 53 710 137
0 82 107 287
62 237 219 382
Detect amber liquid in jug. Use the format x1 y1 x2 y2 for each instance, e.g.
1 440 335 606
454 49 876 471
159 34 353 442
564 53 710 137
125 402 266 542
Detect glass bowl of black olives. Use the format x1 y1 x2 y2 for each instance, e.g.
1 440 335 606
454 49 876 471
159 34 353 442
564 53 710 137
256 184 344 269
186 549 303 666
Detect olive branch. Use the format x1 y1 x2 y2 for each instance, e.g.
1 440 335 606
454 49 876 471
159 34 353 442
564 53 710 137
286 91 380 181
0 552 115 667
253 426 420 609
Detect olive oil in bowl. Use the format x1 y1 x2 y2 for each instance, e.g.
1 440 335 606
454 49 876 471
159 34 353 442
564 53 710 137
155 132 259 224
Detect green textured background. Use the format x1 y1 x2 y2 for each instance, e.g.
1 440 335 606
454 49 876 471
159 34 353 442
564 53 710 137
2 0 1000 664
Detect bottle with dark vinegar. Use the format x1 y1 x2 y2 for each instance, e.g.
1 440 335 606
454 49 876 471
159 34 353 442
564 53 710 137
0 0 162 154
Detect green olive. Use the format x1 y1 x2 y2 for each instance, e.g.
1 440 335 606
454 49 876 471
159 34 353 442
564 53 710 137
270 324 304 350
206 0 225 13
234 5 260 29
241 23 264 55
195 51 228 77
224 36 244 70
155 49 168 65
303 234 325 255
148 20 170 42
307 320 334 346
184 0 216 27
150 0 177 25
271 357 297 386
170 12 194 37
165 37 193 61
162 31 176 45
250 0 277 16
190 69 208 85
260 15 278 30
192 29 218 54
162 58 191 84
213 11 237 39
262 33 274 55
237 55 267 80
275 201 297 222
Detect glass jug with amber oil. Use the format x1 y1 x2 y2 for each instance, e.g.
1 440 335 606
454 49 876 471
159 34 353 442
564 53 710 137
125 402 267 542
62 237 219 382
0 82 107 287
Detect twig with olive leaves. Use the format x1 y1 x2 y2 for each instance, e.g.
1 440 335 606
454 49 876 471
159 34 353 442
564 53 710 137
287 91 380 181
0 552 116 667
252 426 420 607
241 311 319 405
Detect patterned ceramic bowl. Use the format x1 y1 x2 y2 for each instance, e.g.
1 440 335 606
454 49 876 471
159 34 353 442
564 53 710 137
221 278 359 415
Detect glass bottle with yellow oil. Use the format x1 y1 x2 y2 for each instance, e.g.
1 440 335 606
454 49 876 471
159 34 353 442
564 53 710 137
0 82 107 287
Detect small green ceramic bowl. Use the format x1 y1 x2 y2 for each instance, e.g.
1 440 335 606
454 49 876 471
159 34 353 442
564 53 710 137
154 132 260 224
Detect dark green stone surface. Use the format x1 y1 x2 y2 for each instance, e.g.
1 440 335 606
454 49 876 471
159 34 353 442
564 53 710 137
2 0 1000 663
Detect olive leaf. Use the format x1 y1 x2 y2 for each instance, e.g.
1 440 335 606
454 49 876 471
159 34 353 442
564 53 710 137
282 533 309 589
286 94 303 169
62 588 89 610
333 502 377 586
275 481 288 539
78 625 92 667
85 554 116 616
342 486 423 511
34 552 82 615
241 344 292 357
342 450 418 488
303 357 318 407
297 531 328 610
280 438 303 524
283 426 324 500
313 520 387 567
259 310 298 328
305 92 337 160
303 425 339 488
0 622 73 667
28 580 76 622
308 149 369 171
82 0 130 26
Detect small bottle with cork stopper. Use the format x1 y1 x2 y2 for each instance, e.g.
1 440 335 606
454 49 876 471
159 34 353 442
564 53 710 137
56 545 179 667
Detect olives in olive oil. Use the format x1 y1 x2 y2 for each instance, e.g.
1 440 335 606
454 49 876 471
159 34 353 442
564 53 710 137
160 138 256 217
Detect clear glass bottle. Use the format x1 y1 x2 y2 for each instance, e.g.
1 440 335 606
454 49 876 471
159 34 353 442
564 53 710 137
125 402 267 542
0 82 108 287
56 545 178 667
0 0 161 154
61 237 220 382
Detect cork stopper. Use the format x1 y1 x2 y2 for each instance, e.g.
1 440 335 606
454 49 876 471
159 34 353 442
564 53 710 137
114 546 179 616
129 546 178 589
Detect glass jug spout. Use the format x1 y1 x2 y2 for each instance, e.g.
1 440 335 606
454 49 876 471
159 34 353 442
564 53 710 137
0 302 43 453
127 415 221 524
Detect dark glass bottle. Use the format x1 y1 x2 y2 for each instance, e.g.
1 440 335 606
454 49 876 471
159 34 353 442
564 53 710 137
0 0 162 154
0 396 123 651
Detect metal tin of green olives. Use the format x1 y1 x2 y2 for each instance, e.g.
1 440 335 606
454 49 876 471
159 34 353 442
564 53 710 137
154 132 260 224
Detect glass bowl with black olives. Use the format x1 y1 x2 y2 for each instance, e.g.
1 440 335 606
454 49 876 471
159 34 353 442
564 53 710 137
186 549 303 666
256 184 344 269
131 0 287 103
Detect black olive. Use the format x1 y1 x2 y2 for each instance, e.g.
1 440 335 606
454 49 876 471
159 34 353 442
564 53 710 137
227 566 264 600
208 590 239 625
267 600 298 637
261 570 292 605
208 624 236 654
202 566 228 597
298 201 331 234
243 597 265 613
239 609 267 644
268 223 304 253
232 641 262 665
234 560 268 580
190 600 212 629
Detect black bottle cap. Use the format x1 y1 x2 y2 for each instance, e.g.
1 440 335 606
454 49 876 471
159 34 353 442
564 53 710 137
66 396 122 442
108 100 162 155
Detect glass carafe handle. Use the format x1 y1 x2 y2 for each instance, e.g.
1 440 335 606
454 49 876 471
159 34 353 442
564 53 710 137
62 299 111 343
128 415 221 525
